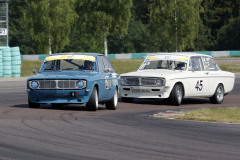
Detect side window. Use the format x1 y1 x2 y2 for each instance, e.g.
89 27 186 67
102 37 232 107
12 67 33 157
97 56 104 72
43 60 58 71
202 57 219 71
189 56 203 71
102 56 114 71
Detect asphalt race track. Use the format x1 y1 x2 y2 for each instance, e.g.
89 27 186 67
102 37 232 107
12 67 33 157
0 75 240 160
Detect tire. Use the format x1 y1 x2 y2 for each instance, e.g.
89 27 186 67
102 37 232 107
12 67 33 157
12 74 20 77
11 47 20 52
3 56 11 61
4 65 11 70
12 55 21 61
3 51 11 57
12 60 21 65
3 61 11 66
11 51 20 56
12 65 21 73
121 97 134 103
28 98 40 108
3 75 11 78
86 87 98 111
106 88 118 110
3 70 12 75
169 83 183 106
210 84 224 104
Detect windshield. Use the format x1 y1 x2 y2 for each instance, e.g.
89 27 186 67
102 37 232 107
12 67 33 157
40 57 96 72
139 59 187 71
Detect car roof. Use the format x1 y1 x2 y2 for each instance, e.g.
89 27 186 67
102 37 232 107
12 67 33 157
148 52 212 58
49 53 104 57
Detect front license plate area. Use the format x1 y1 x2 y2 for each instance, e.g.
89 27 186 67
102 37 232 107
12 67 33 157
132 89 150 93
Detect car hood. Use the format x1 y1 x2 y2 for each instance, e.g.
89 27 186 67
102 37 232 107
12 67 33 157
121 69 187 79
28 71 97 80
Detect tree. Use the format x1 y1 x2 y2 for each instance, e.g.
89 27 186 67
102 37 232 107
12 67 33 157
23 0 78 54
9 0 35 54
149 0 202 52
201 0 240 50
108 0 151 53
216 17 240 50
77 0 132 56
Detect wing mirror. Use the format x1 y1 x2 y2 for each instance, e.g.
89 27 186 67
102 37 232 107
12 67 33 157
33 68 37 74
193 66 199 71
104 68 112 73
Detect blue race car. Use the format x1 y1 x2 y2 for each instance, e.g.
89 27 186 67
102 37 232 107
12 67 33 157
27 53 119 111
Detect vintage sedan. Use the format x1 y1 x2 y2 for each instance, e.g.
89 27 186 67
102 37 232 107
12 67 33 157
27 53 119 111
120 53 235 105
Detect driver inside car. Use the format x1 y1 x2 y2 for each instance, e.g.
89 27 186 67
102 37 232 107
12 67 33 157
84 60 93 70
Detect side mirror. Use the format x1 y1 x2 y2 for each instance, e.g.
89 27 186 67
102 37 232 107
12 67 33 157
33 68 37 74
193 66 199 71
104 68 111 73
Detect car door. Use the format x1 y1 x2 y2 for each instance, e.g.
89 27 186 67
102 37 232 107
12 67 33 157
201 56 221 96
102 56 116 99
96 56 115 100
186 56 209 97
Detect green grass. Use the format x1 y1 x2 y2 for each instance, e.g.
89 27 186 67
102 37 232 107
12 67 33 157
218 63 240 73
20 59 144 77
20 59 240 77
110 59 144 74
178 107 240 124
21 60 42 77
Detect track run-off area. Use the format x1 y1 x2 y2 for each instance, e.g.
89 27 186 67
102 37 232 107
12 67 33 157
0 74 240 160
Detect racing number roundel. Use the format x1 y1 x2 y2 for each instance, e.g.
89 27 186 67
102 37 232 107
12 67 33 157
195 80 203 92
105 76 111 89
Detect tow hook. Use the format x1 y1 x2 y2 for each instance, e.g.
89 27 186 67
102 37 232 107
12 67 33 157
70 92 78 97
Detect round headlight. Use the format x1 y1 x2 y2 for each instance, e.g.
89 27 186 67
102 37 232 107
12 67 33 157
120 78 127 85
31 81 39 89
76 80 86 89
156 79 163 86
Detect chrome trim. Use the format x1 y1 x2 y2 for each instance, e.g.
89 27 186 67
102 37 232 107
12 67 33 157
29 80 86 90
121 77 165 86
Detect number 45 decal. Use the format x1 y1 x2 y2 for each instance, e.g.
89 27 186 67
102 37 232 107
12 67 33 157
195 80 203 91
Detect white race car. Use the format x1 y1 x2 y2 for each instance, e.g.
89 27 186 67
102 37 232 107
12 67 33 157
120 53 235 105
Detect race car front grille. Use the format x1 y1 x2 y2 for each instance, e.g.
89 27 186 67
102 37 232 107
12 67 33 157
38 80 77 89
141 78 158 86
125 77 140 86
124 77 159 86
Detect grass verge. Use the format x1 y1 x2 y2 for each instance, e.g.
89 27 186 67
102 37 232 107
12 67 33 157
177 107 240 124
20 59 240 77
20 59 144 77
218 63 240 73
21 60 42 77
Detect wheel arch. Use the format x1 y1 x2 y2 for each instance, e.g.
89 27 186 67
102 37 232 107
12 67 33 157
173 81 185 97
217 82 225 94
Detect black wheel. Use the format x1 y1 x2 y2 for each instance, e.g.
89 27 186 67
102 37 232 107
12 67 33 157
169 83 183 106
28 98 40 108
121 97 133 103
210 84 224 104
106 88 118 110
86 87 98 111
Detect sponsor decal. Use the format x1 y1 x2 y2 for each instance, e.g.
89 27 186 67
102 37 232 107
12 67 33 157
105 76 111 89
45 55 96 62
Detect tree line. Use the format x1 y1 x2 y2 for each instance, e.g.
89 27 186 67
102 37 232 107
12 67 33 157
9 0 240 55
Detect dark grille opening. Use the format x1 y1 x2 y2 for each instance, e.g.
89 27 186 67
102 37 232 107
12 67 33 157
36 80 79 90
